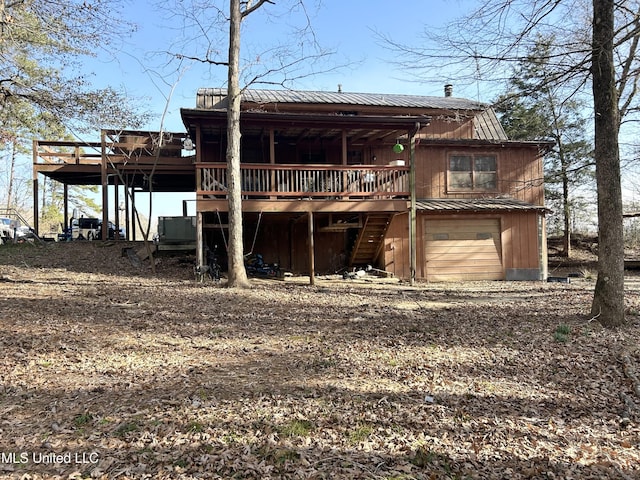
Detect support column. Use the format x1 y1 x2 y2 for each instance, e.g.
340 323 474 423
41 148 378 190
131 187 136 241
100 130 109 240
195 123 204 272
308 210 315 286
63 184 69 233
32 140 39 235
124 176 130 241
409 123 420 285
269 128 276 198
32 178 39 235
196 211 204 272
114 176 120 240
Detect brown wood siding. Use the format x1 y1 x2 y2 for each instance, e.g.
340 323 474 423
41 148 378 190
290 218 349 274
208 211 540 279
421 118 475 139
382 212 542 281
415 147 446 198
500 212 540 270
225 214 349 275
382 213 411 279
414 146 544 204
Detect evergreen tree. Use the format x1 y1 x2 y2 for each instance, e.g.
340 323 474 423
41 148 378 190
1 0 149 226
0 0 148 132
494 36 594 257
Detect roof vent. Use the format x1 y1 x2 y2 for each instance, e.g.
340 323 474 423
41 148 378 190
444 84 453 97
338 84 343 93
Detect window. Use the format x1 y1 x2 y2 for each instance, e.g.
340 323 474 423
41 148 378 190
448 154 497 191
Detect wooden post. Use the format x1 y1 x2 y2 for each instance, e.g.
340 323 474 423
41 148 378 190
131 187 136 241
100 130 109 240
341 130 348 195
124 177 130 241
114 176 120 240
197 211 204 271
63 184 69 233
269 129 276 198
32 140 39 235
308 210 315 285
195 124 204 273
409 123 419 285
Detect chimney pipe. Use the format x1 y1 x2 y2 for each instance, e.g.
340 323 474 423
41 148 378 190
444 84 453 97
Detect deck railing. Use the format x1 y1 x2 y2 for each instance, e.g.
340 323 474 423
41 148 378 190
197 163 410 199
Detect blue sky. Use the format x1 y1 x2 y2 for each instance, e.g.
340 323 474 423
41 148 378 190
79 0 483 220
88 0 480 133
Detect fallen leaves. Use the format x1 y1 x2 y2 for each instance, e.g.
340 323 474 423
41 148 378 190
0 242 639 479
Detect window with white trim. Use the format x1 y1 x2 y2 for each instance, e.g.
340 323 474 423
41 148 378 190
448 154 497 191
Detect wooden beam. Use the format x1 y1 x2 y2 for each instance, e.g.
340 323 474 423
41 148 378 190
196 211 204 273
269 129 276 199
409 123 420 286
114 177 120 240
101 130 109 240
341 130 347 165
196 198 409 213
308 210 315 285
63 184 69 233
124 177 130 241
131 187 136 241
32 140 39 235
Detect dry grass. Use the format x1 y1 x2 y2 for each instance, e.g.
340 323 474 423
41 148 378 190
0 242 639 479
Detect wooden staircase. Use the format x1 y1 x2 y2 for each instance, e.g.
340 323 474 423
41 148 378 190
349 214 393 267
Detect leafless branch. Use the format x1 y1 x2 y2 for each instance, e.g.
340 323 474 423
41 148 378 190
173 53 229 67
241 0 274 18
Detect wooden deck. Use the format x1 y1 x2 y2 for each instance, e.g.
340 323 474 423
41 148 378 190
197 163 409 202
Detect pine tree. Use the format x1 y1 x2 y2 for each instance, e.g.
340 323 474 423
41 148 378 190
495 36 594 257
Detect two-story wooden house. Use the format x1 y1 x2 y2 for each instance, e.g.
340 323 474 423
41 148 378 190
32 86 551 282
180 87 551 281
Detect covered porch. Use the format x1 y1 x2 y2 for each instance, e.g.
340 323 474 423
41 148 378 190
180 109 426 283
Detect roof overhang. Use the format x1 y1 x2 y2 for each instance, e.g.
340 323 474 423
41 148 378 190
416 198 549 214
417 138 555 154
180 109 430 143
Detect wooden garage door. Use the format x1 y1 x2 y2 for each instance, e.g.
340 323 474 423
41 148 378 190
425 219 503 281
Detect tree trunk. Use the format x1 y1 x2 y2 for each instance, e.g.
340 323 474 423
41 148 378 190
562 166 571 257
590 0 625 327
226 0 250 288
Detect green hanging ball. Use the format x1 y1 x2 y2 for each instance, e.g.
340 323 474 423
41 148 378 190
393 143 404 154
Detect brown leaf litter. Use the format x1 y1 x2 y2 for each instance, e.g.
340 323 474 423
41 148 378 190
0 242 639 479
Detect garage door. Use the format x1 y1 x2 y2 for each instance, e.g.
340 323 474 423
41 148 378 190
425 219 503 281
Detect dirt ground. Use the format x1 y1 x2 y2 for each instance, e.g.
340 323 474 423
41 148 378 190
0 241 639 479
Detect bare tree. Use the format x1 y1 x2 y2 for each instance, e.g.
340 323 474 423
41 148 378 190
380 0 640 327
225 0 253 287
167 0 336 287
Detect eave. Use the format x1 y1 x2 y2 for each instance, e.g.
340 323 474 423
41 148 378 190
181 108 430 143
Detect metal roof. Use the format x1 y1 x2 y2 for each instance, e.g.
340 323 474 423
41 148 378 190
416 198 547 213
196 88 488 111
474 108 508 141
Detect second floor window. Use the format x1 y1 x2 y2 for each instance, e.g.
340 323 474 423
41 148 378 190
448 154 497 191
